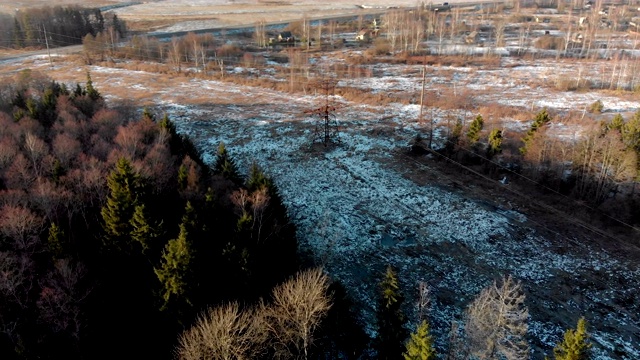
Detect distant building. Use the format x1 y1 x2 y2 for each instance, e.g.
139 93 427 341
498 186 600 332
356 29 372 42
278 31 295 42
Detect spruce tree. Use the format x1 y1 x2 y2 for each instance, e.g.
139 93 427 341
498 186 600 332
130 203 162 254
85 71 101 101
487 129 503 157
375 265 408 360
520 108 551 155
466 115 484 145
622 110 640 151
214 142 243 184
13 18 24 48
47 223 65 258
101 158 141 250
155 222 192 311
445 118 464 154
553 317 591 360
177 164 188 191
246 162 269 192
73 83 85 98
607 114 624 133
403 320 436 360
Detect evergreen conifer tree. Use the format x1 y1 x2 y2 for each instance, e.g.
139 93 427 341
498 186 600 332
130 203 162 254
466 115 484 144
13 18 24 48
47 223 65 258
85 71 101 101
445 118 464 154
553 317 591 360
247 162 269 192
487 129 503 157
155 222 192 311
403 320 436 360
608 114 624 133
520 108 551 155
101 158 141 251
214 142 243 184
73 83 84 98
375 265 408 360
177 164 188 191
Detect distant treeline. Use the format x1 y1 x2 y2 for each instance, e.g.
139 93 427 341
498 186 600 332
0 6 126 50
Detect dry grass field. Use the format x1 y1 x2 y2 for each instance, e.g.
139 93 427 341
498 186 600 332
2 0 491 30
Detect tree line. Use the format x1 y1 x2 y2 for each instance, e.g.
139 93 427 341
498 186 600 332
0 6 126 49
427 108 640 227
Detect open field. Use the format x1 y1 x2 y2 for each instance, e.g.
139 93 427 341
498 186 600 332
2 0 498 31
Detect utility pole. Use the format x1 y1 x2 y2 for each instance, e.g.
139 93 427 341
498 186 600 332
306 77 340 147
419 64 426 124
43 24 52 67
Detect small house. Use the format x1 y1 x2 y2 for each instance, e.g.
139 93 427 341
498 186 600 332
464 31 478 44
356 29 372 42
278 31 295 42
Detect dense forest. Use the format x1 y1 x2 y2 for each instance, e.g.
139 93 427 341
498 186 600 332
0 69 334 359
0 6 126 50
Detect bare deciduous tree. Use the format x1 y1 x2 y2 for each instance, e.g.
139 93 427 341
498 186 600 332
37 258 90 339
0 205 44 252
53 133 82 167
0 251 34 309
177 302 264 360
263 268 332 360
465 275 529 360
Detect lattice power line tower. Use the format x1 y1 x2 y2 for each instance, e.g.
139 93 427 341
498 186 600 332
305 77 340 147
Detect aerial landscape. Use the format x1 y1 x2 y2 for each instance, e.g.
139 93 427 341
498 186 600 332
0 0 639 359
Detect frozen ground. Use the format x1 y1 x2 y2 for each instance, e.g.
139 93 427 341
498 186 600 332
1 52 639 358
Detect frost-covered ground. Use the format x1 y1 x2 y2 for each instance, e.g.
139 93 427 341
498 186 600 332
163 99 640 359
2 52 639 358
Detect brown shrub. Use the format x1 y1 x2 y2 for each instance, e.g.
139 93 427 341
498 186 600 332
534 35 565 50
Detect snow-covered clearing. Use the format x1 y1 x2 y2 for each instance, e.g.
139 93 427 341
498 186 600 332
2 52 639 358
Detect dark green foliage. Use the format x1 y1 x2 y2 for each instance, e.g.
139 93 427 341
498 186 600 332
622 110 640 152
158 114 207 173
466 115 484 145
587 100 603 114
214 142 243 184
101 157 142 251
553 317 591 360
12 17 23 48
85 72 101 101
47 223 66 258
520 108 551 155
74 83 84 98
606 114 624 133
130 203 162 253
1 6 126 50
443 118 463 155
155 222 193 311
313 281 369 359
142 107 155 121
487 129 503 157
52 159 65 184
375 265 408 360
403 320 436 360
177 164 188 190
